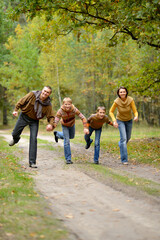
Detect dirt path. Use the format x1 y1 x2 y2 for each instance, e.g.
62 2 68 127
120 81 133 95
1 131 160 240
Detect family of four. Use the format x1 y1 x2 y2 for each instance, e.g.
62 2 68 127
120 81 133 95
9 86 138 168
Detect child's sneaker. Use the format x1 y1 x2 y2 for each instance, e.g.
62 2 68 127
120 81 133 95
94 161 99 164
53 131 58 143
66 160 73 164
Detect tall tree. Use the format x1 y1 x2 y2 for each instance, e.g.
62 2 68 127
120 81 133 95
0 0 17 125
0 24 43 104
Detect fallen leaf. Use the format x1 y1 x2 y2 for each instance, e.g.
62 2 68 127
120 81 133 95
80 212 85 215
65 214 74 219
40 235 45 239
6 233 14 237
89 209 96 212
113 208 120 212
129 178 134 182
30 232 36 237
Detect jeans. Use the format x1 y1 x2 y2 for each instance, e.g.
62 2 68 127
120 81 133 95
85 126 102 163
56 125 75 161
117 119 133 163
12 112 39 164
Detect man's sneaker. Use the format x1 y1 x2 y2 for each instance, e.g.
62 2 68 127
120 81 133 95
29 163 38 168
85 139 93 149
54 131 58 143
9 139 16 146
122 162 128 165
66 160 73 164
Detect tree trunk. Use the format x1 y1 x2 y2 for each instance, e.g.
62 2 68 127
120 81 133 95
3 107 8 125
54 40 62 107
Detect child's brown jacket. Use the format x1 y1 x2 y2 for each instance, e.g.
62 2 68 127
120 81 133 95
55 104 87 128
87 114 113 129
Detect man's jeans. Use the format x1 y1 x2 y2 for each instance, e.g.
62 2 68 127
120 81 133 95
85 126 102 163
56 125 75 161
12 112 39 164
117 119 133 163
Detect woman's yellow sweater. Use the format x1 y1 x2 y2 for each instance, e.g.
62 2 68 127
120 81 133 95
109 96 138 122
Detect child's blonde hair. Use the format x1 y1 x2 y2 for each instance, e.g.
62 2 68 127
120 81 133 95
96 106 106 112
63 97 72 104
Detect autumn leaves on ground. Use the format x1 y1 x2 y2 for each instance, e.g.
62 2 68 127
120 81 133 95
0 124 160 240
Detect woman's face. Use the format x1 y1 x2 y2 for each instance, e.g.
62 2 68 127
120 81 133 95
119 88 127 100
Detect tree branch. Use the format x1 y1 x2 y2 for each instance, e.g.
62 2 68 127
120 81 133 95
133 79 160 93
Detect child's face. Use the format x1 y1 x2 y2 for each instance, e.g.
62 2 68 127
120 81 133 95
63 101 72 111
97 109 105 119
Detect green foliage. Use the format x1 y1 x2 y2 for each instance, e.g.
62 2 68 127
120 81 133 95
0 0 16 65
0 5 159 121
0 24 43 103
10 0 160 49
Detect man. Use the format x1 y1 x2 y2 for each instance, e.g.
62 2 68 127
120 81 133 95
9 86 55 168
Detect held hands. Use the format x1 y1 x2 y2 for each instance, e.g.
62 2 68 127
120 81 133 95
113 121 118 128
46 124 53 131
12 111 18 117
84 128 89 134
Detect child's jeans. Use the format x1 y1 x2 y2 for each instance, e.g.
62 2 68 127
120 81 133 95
117 119 133 163
56 125 75 161
85 126 102 163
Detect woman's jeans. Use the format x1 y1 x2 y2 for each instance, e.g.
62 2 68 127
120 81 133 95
56 125 75 162
12 112 39 164
117 119 133 163
85 126 102 163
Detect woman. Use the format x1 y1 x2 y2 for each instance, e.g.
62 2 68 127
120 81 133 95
109 86 138 165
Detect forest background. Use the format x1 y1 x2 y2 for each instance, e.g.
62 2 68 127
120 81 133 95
0 0 160 126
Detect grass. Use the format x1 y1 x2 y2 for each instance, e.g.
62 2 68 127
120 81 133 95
71 157 160 197
0 137 68 240
2 120 159 167
72 120 160 168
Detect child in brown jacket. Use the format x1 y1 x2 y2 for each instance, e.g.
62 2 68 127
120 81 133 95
85 106 114 164
54 97 89 164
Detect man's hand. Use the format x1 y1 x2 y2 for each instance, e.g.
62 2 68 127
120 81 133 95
84 128 89 134
46 124 53 131
12 111 18 117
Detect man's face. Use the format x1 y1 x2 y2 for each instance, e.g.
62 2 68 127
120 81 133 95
97 110 105 119
40 87 52 101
